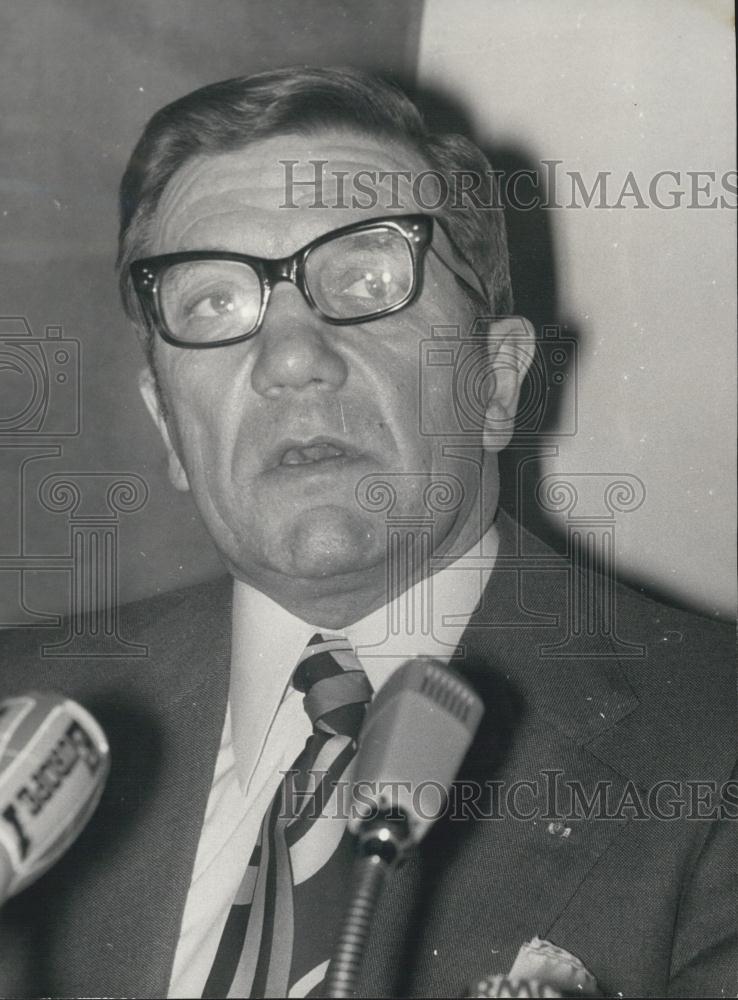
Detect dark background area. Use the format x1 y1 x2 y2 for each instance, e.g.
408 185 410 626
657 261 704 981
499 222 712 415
0 0 424 624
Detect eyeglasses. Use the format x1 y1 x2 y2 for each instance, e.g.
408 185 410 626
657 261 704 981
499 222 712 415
129 214 486 349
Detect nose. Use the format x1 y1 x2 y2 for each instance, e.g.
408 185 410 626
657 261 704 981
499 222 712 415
249 283 349 398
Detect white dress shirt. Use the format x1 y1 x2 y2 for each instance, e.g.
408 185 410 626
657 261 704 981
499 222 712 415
168 524 499 998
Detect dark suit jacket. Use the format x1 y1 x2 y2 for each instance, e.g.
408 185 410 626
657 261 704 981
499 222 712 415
0 512 734 998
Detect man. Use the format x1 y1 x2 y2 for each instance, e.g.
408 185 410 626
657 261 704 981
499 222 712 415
0 67 734 998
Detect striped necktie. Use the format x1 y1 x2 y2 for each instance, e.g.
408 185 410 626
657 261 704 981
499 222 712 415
203 634 373 999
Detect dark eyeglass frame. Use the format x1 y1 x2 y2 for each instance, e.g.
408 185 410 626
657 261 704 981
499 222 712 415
129 213 484 349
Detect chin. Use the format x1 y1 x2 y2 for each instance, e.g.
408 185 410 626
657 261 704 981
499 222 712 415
283 506 381 579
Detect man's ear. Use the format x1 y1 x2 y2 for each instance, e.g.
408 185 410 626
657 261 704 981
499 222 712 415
481 316 536 452
137 366 190 492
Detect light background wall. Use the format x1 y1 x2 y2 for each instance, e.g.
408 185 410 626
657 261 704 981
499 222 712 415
417 0 736 618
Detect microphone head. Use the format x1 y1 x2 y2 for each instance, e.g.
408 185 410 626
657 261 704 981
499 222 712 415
349 658 484 846
0 691 110 899
466 975 564 997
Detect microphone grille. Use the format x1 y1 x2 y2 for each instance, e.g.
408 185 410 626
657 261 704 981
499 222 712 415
418 660 479 724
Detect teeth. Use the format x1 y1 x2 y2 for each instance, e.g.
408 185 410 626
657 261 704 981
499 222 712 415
281 443 345 465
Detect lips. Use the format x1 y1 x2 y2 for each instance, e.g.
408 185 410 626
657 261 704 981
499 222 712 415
281 442 347 466
272 437 359 469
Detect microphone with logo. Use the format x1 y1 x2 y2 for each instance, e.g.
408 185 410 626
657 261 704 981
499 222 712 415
0 691 110 904
324 658 484 999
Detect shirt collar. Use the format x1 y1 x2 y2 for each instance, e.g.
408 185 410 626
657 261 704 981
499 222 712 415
229 520 499 792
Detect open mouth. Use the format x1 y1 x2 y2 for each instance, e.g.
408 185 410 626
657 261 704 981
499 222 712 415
279 441 353 467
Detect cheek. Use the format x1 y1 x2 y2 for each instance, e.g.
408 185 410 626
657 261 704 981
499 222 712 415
376 337 457 444
158 357 242 475
366 347 425 450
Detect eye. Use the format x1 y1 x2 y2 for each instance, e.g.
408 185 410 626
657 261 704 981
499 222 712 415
186 288 238 318
159 260 262 342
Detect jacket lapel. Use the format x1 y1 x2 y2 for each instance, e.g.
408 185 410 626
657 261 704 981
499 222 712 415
359 510 642 996
18 576 234 998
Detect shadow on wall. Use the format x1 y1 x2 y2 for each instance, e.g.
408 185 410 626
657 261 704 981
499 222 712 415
407 76 708 619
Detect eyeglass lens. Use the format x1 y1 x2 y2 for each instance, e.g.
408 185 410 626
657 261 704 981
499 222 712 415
157 225 415 344
304 228 414 320
160 260 263 344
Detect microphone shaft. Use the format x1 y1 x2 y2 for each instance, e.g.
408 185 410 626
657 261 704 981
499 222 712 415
323 853 388 999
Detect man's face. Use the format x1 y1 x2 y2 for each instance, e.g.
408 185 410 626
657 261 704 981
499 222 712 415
140 131 493 607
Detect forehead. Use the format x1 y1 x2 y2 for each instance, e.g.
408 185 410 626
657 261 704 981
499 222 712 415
152 130 431 257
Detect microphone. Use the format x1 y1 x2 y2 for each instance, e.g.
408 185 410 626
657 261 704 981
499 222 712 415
348 656 485 855
325 658 484 998
0 691 110 903
466 975 563 997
